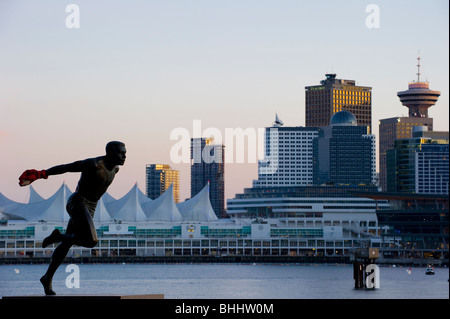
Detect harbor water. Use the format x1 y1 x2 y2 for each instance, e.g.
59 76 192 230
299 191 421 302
1 263 448 299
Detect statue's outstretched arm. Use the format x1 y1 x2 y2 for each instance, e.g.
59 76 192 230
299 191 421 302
45 160 86 176
19 160 88 186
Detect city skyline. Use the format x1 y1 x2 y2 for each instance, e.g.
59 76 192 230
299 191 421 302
0 1 448 203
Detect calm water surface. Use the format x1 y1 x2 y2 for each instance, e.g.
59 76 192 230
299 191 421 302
0 263 448 299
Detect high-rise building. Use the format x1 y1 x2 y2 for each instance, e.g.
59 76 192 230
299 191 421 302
379 117 433 191
191 137 225 218
253 115 319 188
145 164 180 203
305 74 372 133
379 54 440 191
416 143 449 194
386 127 449 194
313 111 376 186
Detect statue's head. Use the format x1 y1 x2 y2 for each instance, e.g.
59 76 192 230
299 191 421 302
105 141 126 166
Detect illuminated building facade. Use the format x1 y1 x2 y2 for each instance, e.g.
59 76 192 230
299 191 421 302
146 164 180 203
305 74 372 133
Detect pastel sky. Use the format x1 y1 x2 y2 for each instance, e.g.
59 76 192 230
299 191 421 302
0 0 448 204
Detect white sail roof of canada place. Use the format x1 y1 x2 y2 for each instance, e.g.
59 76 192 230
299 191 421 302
142 184 183 222
28 185 45 203
0 192 25 220
177 183 218 222
93 196 113 223
0 182 218 223
105 183 148 222
2 183 72 222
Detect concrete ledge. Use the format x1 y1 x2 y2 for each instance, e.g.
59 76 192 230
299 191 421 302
2 294 164 300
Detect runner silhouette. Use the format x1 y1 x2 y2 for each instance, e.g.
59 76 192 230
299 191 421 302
19 141 126 295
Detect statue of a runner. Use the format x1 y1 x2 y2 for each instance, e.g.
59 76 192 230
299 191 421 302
18 141 126 295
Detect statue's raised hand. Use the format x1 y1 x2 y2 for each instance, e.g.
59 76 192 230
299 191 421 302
19 169 48 186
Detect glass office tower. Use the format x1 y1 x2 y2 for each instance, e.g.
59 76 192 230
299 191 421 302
191 138 225 218
386 129 449 194
379 117 433 191
313 111 376 186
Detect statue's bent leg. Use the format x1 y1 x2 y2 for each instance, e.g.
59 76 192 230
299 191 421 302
40 196 97 295
41 220 75 295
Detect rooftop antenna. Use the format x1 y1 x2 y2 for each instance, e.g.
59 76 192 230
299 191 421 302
416 50 421 82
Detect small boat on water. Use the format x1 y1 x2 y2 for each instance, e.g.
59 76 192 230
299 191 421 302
425 266 435 275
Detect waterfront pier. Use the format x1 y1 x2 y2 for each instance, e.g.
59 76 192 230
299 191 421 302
351 247 379 289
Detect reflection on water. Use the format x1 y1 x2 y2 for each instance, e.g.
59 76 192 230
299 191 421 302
0 263 448 299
